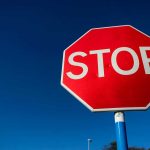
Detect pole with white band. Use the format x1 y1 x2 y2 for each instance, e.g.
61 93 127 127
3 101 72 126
114 112 128 150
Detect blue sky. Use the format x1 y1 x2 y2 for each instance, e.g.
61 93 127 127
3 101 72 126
0 0 150 150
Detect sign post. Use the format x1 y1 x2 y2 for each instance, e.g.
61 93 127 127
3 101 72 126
114 112 128 150
61 25 150 150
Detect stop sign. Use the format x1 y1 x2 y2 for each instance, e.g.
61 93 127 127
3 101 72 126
61 25 150 112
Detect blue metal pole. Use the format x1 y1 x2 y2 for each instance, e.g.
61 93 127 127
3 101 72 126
88 139 92 150
114 112 128 150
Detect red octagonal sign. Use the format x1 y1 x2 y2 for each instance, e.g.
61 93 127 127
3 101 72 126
61 25 150 112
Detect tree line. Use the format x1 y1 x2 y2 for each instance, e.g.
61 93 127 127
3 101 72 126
103 141 150 150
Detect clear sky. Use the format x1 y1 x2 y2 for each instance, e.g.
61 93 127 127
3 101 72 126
0 0 150 150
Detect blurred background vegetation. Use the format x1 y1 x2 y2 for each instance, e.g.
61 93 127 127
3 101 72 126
103 141 150 150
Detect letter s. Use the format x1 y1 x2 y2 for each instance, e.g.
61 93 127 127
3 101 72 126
66 52 88 79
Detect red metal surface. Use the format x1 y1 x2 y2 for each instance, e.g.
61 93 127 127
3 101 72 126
61 25 150 112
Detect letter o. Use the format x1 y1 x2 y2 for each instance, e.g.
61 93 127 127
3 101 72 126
111 47 139 75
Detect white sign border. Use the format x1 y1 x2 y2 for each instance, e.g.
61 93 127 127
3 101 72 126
61 25 150 112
